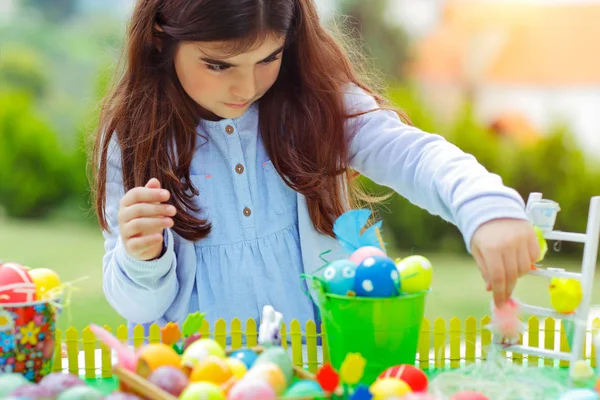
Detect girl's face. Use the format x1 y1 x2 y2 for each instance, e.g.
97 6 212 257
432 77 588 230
174 34 285 120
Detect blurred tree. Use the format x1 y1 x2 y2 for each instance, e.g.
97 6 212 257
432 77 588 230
334 0 410 82
21 0 78 23
0 45 49 98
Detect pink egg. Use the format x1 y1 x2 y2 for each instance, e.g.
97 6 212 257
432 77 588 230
450 391 490 400
349 246 386 265
227 378 277 400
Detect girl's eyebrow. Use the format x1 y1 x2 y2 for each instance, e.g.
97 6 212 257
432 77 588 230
200 45 285 67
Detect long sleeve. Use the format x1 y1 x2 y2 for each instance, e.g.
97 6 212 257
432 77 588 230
345 86 529 252
101 137 179 324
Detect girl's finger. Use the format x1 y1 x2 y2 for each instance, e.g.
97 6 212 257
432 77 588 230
122 217 173 239
473 248 491 291
126 233 164 256
502 249 519 302
120 187 170 207
517 243 532 278
120 203 176 223
485 250 507 307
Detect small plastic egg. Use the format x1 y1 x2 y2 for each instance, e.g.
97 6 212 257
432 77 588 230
148 366 189 396
350 246 386 265
182 338 226 368
189 355 233 384
253 346 294 385
229 349 258 369
228 377 277 400
370 377 412 400
354 256 400 297
179 382 225 400
450 391 490 400
0 373 32 397
396 256 432 294
320 259 357 296
560 389 599 400
135 343 181 378
379 364 428 392
245 361 287 394
284 379 325 397
225 357 248 379
0 262 37 303
56 386 104 400
28 268 62 299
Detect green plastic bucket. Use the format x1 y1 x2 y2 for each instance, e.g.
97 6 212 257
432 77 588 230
312 279 427 385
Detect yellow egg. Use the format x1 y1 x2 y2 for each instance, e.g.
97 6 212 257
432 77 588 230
28 268 62 299
396 256 432 294
370 377 412 400
189 355 233 384
225 357 247 379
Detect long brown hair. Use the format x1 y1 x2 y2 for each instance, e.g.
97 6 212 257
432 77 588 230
92 0 403 241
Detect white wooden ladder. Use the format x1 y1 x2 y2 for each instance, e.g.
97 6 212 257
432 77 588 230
502 192 600 383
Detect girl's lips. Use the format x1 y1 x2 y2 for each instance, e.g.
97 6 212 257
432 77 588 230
225 102 249 108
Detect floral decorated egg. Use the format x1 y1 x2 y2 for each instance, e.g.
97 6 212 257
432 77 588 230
353 256 400 297
320 259 358 296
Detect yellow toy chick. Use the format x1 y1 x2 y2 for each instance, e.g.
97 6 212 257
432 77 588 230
549 277 583 314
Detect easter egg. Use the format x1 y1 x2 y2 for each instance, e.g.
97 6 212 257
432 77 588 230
229 348 258 369
560 389 599 400
136 343 181 378
321 259 357 296
103 393 143 400
354 256 400 297
395 255 432 294
10 384 53 398
370 377 412 400
225 357 248 379
350 246 387 265
182 338 226 368
0 262 37 303
228 378 277 400
179 382 225 400
190 355 233 384
245 361 287 394
0 373 31 397
450 391 490 400
39 372 86 395
56 386 104 400
378 364 428 392
285 380 326 397
28 268 62 299
253 346 294 385
148 366 189 396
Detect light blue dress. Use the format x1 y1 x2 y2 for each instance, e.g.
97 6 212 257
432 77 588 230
101 85 529 337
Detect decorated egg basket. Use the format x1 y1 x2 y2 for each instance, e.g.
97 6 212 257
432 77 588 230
304 209 432 384
93 311 431 400
0 262 63 383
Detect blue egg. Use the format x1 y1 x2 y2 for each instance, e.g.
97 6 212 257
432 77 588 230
229 348 258 369
320 259 358 296
354 256 400 297
560 389 599 400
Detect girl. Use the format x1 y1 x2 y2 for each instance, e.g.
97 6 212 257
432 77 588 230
92 0 541 331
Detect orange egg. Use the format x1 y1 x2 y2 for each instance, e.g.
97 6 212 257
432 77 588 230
136 343 182 379
190 355 233 384
245 362 286 394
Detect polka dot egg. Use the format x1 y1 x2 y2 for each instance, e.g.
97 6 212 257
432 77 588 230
321 259 358 296
354 256 400 297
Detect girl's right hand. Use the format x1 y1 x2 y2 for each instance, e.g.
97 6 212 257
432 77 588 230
118 178 177 261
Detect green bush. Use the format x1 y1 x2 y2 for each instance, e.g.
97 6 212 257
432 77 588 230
362 84 600 255
0 91 74 218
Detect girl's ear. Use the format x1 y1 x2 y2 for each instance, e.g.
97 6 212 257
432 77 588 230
153 23 164 52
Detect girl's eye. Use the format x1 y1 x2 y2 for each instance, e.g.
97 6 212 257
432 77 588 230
206 64 230 72
261 56 280 65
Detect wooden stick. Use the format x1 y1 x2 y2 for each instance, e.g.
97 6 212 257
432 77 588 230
113 367 177 400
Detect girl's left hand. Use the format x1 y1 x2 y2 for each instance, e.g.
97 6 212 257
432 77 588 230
470 218 541 307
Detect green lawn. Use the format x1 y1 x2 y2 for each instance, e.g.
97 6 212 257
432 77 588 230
1 217 599 332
